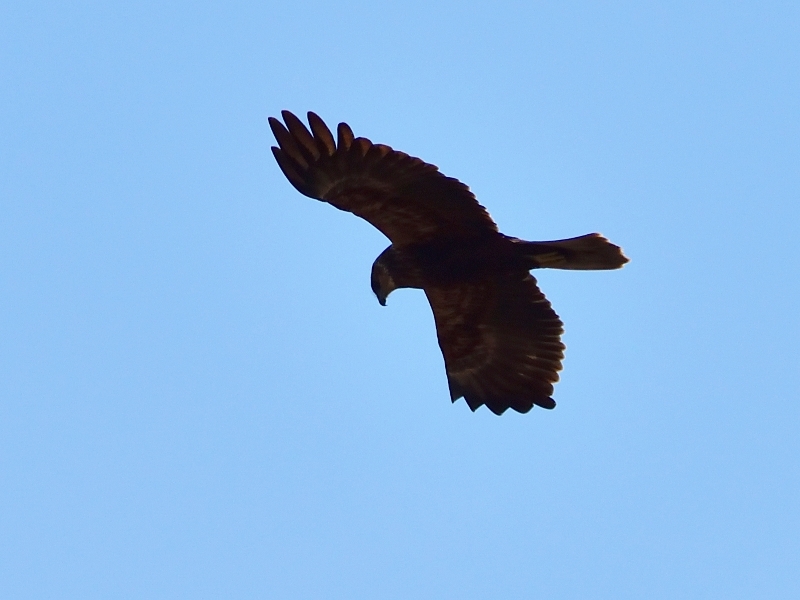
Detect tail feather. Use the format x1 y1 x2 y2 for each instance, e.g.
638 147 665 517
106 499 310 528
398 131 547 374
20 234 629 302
520 233 629 271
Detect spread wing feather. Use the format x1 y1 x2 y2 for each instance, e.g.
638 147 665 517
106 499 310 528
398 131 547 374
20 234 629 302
425 274 565 415
269 111 499 246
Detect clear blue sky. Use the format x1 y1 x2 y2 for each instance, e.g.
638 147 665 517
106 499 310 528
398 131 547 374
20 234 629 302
2 1 798 598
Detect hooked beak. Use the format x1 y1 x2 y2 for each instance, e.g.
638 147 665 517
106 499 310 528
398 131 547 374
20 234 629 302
377 294 387 307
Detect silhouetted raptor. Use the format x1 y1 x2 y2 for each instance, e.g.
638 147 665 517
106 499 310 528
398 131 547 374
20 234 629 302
270 111 628 414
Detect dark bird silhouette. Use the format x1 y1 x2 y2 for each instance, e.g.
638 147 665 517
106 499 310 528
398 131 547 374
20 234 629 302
269 111 628 415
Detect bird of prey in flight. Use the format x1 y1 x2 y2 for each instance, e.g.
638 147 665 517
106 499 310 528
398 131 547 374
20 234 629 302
269 111 628 415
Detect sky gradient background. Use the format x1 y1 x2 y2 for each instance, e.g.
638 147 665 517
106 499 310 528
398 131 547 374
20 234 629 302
2 1 799 598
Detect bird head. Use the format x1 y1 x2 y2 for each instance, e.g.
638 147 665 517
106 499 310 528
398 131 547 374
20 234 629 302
370 259 396 306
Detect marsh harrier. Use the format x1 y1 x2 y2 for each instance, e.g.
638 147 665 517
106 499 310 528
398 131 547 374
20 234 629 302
270 111 628 415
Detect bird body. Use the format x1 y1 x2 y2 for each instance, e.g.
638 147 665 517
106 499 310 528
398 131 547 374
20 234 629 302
269 111 628 415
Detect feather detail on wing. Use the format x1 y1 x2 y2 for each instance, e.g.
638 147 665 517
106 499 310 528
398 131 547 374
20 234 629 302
425 274 565 415
269 111 499 246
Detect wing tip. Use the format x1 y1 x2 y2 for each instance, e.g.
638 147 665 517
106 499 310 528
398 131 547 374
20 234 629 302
449 383 557 415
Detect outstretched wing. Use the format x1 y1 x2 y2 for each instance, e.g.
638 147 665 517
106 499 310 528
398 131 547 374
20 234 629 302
425 274 565 415
269 111 498 246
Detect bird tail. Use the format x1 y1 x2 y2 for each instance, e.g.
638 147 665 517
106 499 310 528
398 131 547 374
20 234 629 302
519 233 629 270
